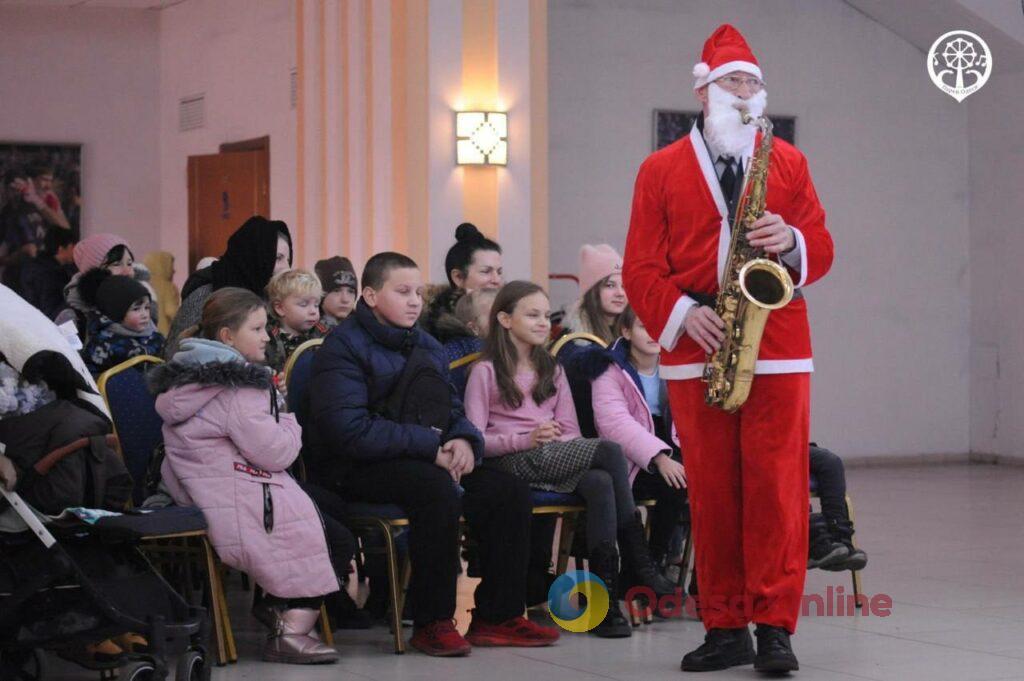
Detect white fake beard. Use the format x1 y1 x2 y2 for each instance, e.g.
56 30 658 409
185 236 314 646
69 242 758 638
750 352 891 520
704 83 767 158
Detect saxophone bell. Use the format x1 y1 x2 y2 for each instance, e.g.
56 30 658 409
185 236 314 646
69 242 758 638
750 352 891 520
738 258 794 311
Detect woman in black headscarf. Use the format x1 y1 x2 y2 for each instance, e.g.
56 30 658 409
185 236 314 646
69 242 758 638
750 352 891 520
165 216 292 357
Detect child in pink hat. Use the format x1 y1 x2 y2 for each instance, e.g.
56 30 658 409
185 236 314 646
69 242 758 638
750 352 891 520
55 233 139 341
563 244 627 346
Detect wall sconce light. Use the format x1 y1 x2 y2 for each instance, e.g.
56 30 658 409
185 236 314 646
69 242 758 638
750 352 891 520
455 111 508 165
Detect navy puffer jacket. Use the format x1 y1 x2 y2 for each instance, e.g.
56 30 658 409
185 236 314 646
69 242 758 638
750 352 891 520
307 299 483 483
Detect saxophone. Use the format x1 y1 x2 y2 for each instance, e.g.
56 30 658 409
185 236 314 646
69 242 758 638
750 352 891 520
702 111 794 412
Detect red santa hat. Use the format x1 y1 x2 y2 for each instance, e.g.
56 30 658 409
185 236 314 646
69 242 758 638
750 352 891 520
692 24 762 90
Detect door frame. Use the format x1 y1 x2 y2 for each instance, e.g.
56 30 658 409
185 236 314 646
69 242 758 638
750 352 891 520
187 136 271 271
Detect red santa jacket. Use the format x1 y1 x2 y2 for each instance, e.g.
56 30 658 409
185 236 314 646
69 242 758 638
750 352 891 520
623 124 833 380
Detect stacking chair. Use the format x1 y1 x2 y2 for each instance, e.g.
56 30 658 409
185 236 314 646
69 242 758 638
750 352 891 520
98 356 236 665
286 339 410 654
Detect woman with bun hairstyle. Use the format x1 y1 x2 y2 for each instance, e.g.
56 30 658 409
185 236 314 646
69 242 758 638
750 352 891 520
422 223 503 364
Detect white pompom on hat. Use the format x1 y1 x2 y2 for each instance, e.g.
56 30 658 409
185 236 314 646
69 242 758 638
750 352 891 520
693 24 763 90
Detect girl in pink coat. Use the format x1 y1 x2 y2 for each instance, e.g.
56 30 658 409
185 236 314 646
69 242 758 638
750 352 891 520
585 305 688 569
150 287 345 665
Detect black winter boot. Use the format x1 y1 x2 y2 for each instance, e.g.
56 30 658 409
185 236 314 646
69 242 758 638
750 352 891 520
753 624 798 673
617 516 676 598
808 512 849 570
587 541 632 638
824 517 868 572
681 627 754 672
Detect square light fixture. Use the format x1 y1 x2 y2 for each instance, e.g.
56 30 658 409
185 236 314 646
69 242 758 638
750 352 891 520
455 111 508 165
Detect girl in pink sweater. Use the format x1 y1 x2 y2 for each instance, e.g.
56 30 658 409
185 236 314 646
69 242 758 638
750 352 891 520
464 281 675 637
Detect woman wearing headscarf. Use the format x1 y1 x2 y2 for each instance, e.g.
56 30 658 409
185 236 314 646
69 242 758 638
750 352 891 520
164 216 292 358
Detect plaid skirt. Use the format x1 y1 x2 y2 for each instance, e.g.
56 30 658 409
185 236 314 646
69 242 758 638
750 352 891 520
487 438 601 493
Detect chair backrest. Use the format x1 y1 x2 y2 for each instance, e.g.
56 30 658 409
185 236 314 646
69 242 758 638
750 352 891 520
549 332 607 361
448 351 482 402
285 338 324 426
548 333 607 438
97 355 165 504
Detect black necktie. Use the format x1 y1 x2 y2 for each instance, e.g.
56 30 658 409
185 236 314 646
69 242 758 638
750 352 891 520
719 156 737 203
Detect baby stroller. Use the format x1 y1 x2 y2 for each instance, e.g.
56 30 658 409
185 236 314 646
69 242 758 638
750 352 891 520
0 487 210 681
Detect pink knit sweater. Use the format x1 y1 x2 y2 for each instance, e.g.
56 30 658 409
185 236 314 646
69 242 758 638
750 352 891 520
464 360 582 457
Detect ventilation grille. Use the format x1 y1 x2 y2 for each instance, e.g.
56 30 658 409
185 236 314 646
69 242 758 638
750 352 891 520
179 94 205 132
290 68 298 109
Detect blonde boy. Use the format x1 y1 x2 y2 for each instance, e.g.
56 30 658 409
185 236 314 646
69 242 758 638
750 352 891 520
265 269 329 372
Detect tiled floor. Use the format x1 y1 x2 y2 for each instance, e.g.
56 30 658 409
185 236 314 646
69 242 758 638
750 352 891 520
48 463 1024 680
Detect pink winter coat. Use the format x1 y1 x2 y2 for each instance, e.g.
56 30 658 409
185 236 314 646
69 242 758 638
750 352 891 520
591 362 672 484
151 339 338 599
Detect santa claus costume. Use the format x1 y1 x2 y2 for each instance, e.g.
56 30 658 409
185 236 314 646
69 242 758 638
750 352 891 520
623 24 833 671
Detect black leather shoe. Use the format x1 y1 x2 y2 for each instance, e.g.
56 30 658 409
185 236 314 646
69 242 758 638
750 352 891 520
754 625 799 673
680 627 754 672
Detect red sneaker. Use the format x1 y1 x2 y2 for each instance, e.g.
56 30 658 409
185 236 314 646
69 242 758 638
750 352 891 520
409 620 472 657
465 615 561 647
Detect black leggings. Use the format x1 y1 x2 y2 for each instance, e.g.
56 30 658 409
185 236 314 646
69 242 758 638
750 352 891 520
632 467 688 560
809 445 849 523
573 441 637 551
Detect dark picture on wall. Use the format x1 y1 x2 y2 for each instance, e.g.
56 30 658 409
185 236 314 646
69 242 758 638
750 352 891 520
0 142 81 266
653 110 796 151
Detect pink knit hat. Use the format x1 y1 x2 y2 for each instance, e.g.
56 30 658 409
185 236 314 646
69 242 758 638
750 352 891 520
578 244 623 295
73 233 130 273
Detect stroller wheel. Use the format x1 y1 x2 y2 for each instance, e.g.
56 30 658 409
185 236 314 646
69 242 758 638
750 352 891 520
117 660 158 681
0 648 47 681
174 650 208 681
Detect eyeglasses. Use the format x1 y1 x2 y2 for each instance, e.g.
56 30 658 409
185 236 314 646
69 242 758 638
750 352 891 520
715 75 765 93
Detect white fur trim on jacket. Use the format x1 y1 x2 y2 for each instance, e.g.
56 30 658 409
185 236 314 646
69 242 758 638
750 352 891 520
659 358 814 381
658 295 698 352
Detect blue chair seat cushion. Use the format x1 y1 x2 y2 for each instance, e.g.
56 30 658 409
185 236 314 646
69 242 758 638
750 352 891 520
531 490 583 507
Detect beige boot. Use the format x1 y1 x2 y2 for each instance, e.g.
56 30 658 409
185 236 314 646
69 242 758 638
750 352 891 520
262 608 339 664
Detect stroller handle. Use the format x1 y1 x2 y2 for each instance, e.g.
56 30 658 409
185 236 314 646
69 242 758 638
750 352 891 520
0 441 57 548
0 487 57 549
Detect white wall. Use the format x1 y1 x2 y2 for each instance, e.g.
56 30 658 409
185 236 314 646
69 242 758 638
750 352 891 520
0 6 160 256
158 0 296 283
548 0 972 459
969 67 1024 462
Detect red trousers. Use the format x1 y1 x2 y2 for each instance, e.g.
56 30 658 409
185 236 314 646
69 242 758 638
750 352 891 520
669 373 810 633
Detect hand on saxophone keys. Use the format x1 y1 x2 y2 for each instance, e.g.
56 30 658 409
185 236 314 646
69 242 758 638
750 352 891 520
746 210 796 254
684 305 726 354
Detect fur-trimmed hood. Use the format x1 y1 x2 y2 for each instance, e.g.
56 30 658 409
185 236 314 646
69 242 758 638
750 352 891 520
567 337 638 384
149 338 273 425
421 285 473 344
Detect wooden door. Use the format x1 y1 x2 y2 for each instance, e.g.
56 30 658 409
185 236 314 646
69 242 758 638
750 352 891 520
187 148 269 272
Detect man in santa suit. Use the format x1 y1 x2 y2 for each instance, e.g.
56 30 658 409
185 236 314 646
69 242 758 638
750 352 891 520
623 24 833 674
